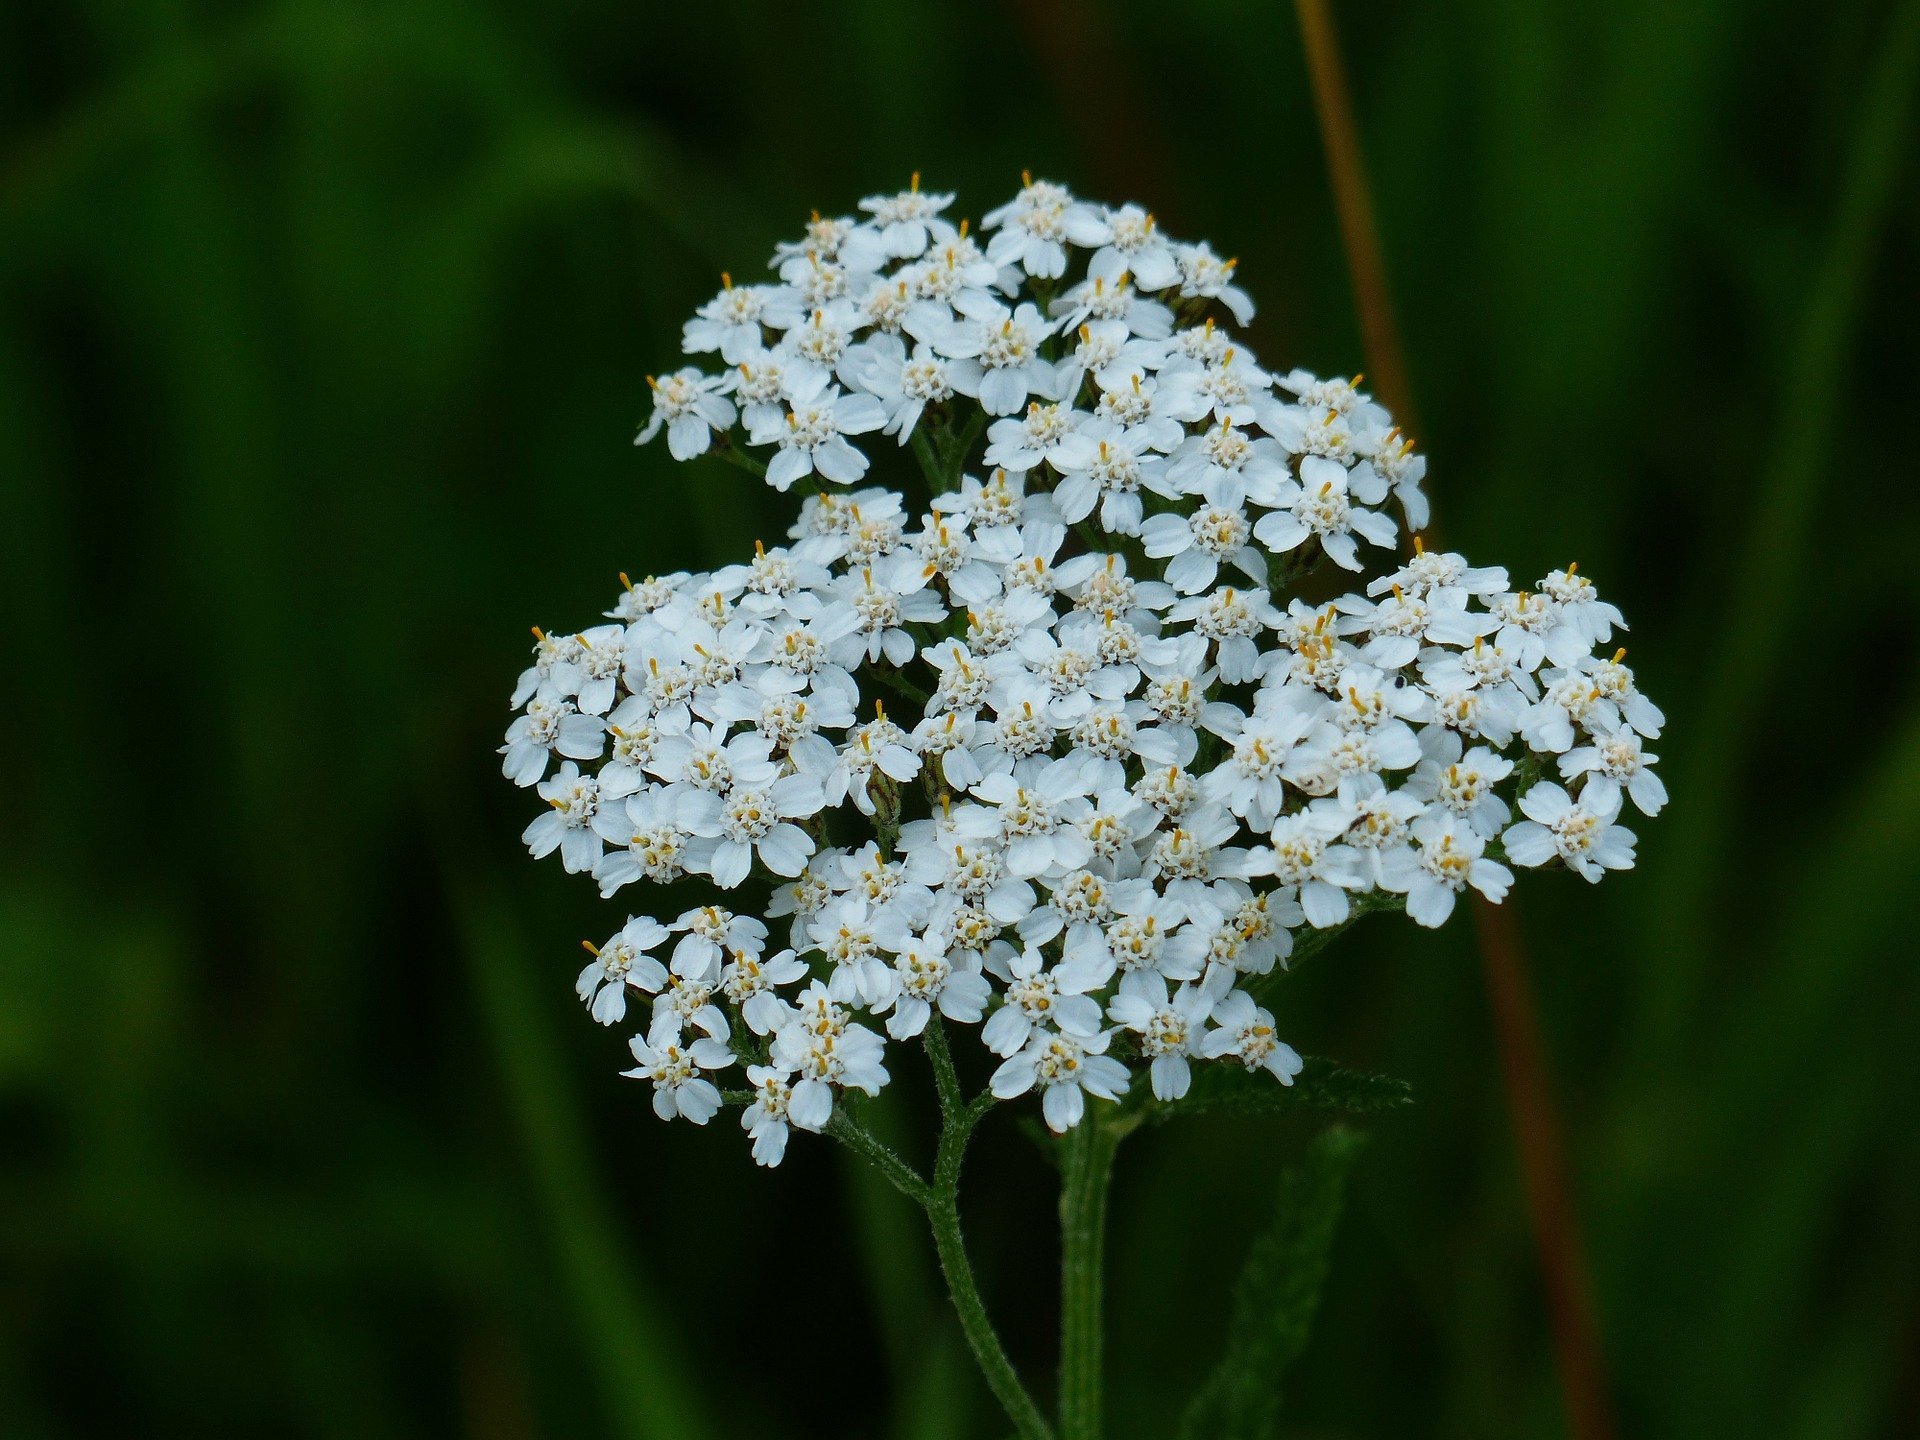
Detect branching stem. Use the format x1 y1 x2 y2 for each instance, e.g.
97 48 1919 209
827 1021 1055 1440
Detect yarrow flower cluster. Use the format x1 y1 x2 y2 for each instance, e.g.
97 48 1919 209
509 174 1666 1167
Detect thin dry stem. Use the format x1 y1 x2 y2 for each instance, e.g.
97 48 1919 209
1291 6 1617 1439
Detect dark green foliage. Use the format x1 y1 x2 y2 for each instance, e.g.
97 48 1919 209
1178 1128 1368 1440
1147 1059 1414 1124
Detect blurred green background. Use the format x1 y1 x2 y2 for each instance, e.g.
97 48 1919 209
4 0 1918 1435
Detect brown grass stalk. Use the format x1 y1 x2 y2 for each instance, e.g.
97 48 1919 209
1290 5 1617 1439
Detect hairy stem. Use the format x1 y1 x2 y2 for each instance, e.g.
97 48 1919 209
708 432 768 479
825 1108 928 1203
836 1022 1055 1440
927 1097 1051 1440
1057 1112 1121 1440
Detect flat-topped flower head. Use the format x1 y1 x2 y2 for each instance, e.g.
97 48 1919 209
511 176 1663 1165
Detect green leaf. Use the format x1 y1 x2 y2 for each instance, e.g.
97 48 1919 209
1178 1127 1369 1440
1147 1057 1412 1124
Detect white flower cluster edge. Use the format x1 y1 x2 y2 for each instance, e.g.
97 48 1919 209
504 174 1667 1166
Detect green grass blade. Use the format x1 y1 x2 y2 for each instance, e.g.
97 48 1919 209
444 866 722 1440
1632 0 1920 1062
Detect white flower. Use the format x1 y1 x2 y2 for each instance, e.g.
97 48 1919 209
1382 813 1513 927
832 556 948 667
1559 727 1667 816
593 786 696 895
1140 502 1266 595
771 983 891 1127
973 763 1096 880
985 400 1081 472
822 710 922 816
1407 746 1514 838
749 388 888 491
668 904 768 985
931 467 1050 539
722 946 809 1036
1169 585 1280 684
859 173 956 257
1266 807 1365 927
1051 422 1160 536
1252 456 1398 571
1333 774 1427 889
1087 202 1179 290
501 694 604 787
1050 271 1173 339
932 300 1059 416
1366 543 1507 604
1538 565 1625 651
989 1030 1131 1132
1108 972 1226 1100
883 934 993 1039
858 336 957 441
638 368 737 460
1204 708 1314 829
982 175 1108 278
1142 809 1271 912
681 771 823 887
681 275 801 363
980 946 1106 1057
810 898 900 1009
523 761 619 873
740 1064 796 1166
1174 241 1254 324
1502 782 1637 882
576 916 670 1025
622 1033 732 1123
1199 989 1302 1083
1104 892 1206 987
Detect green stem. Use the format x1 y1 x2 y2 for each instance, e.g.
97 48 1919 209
926 1093 1051 1440
825 1108 928 1204
833 1022 1055 1440
910 425 944 499
909 410 988 498
938 409 987 492
1057 1113 1121 1440
708 433 767 478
